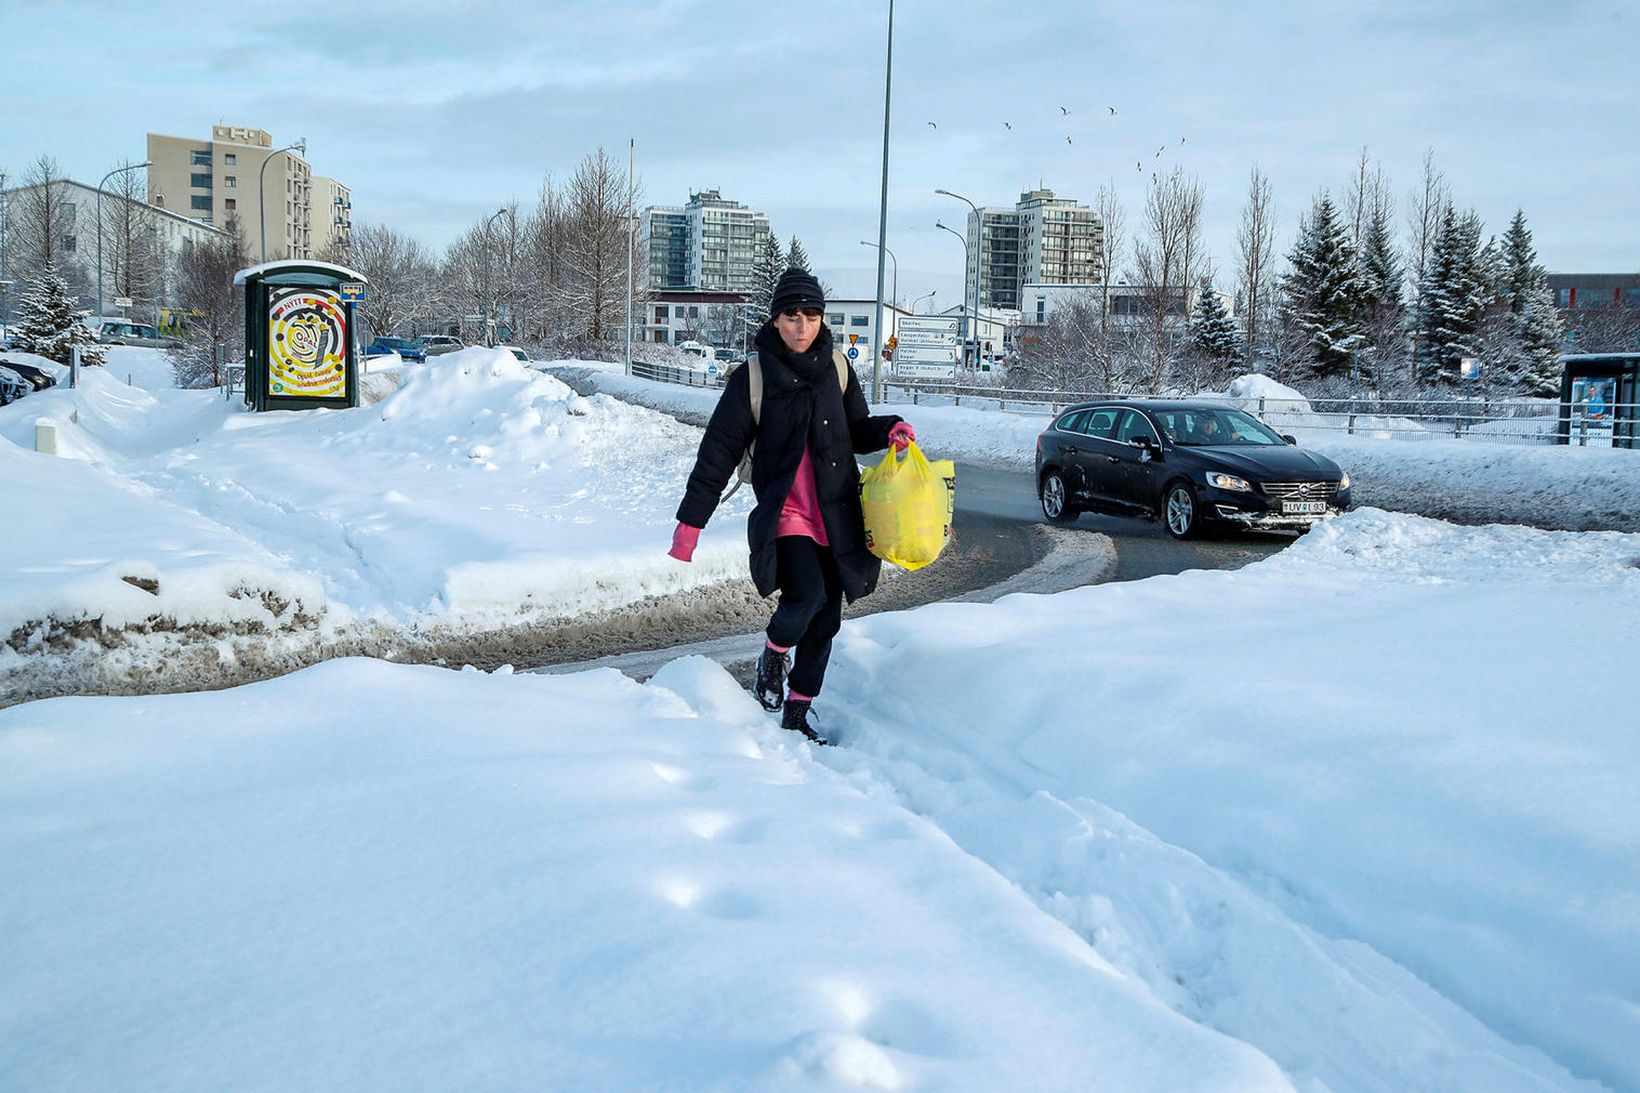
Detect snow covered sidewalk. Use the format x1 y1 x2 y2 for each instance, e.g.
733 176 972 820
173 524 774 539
0 657 1285 1091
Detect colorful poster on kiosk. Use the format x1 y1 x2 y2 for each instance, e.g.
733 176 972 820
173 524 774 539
267 287 349 399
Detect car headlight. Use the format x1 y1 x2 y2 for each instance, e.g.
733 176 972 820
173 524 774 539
1205 472 1252 492
1338 473 1351 490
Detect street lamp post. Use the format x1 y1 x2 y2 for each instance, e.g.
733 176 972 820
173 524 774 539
935 188 982 372
934 219 968 372
868 0 895 402
859 240 897 310
913 289 937 314
258 139 307 262
97 160 151 316
483 207 508 347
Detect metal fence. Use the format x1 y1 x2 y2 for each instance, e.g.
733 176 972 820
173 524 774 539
630 359 726 389
878 379 1637 449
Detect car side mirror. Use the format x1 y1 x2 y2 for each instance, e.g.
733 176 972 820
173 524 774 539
1282 434 1298 445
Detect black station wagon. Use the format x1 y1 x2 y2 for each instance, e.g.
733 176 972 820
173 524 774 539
1035 400 1352 538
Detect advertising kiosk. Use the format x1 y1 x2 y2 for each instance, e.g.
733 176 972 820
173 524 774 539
234 260 369 412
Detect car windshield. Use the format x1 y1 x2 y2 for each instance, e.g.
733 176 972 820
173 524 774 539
1156 408 1285 446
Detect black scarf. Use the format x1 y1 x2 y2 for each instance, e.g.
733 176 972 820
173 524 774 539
755 321 834 384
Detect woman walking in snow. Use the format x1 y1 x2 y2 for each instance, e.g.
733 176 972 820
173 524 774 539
668 268 914 744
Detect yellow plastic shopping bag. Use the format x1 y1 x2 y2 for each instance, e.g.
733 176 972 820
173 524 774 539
859 441 956 570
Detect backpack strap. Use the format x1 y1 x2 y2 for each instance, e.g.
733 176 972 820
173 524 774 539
832 348 850 394
746 351 763 424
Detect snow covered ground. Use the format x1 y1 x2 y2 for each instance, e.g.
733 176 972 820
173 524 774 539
565 363 1640 532
6 346 1638 1088
3 510 1633 1090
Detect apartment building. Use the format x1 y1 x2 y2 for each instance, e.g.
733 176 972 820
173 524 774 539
966 189 1103 310
641 189 770 294
146 125 349 262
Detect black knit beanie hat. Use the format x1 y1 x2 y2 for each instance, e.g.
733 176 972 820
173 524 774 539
770 268 825 317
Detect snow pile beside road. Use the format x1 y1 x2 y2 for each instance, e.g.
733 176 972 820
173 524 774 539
823 508 1640 1090
0 657 1287 1091
1 352 752 696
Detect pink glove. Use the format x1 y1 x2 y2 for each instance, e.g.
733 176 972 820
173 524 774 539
669 522 701 562
888 421 916 451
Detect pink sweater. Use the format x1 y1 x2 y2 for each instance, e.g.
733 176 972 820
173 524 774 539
776 449 830 545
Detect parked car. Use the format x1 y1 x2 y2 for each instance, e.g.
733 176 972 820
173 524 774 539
1035 400 1352 539
0 359 58 392
677 340 714 361
494 345 531 363
0 365 28 406
84 316 177 348
365 336 427 363
420 335 465 357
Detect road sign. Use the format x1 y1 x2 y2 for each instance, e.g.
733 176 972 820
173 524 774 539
895 316 960 347
846 347 859 360
893 344 959 365
339 282 367 304
114 296 134 308
848 333 860 346
895 361 957 378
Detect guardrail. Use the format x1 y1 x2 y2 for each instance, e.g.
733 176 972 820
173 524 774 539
630 359 727 389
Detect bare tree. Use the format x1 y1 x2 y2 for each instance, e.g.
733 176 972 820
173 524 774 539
348 222 438 338
170 215 250 388
1236 165 1276 364
100 160 165 320
1094 181 1124 335
559 147 640 340
1132 167 1193 391
1405 150 1449 377
10 156 81 289
1175 173 1205 309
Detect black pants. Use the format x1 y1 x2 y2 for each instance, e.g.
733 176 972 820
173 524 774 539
766 536 843 698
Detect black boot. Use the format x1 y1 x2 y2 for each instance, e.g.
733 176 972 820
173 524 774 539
781 698 828 745
754 646 787 712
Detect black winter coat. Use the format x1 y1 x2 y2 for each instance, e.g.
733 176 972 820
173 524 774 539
676 323 902 602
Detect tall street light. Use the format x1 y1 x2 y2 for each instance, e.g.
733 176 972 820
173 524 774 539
935 188 981 372
859 240 897 310
97 160 151 316
482 207 508 347
258 138 307 262
869 0 895 402
913 289 937 314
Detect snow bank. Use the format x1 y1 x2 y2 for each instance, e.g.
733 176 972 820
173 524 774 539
1 352 752 690
821 509 1640 1090
0 657 1287 1091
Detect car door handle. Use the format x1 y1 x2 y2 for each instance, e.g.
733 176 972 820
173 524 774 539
1106 455 1119 464
1064 445 1079 454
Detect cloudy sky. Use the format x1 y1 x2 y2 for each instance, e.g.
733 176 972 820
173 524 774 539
3 0 1635 304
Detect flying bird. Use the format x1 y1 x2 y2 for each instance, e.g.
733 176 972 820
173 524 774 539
927 121 938 129
1136 161 1142 171
1180 137 1186 145
1108 106 1117 115
1060 106 1071 115
1004 122 1012 129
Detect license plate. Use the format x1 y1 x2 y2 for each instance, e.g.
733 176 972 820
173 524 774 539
1282 500 1327 515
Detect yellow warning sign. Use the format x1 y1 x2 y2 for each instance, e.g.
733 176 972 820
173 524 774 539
849 334 859 346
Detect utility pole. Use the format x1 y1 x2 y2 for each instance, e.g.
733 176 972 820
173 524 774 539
625 138 635 376
483 207 507 346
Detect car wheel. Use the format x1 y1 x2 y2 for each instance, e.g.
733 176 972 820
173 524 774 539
1040 469 1079 525
1162 480 1201 540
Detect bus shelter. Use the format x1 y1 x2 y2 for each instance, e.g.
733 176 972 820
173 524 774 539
234 260 369 412
1558 353 1640 449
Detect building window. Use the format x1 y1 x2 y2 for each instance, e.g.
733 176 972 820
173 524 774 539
190 173 212 189
191 150 211 165
225 153 236 166
654 305 669 321
64 235 77 253
153 194 164 208
224 177 236 188
191 195 212 211
224 198 236 211
828 313 844 326
850 315 869 327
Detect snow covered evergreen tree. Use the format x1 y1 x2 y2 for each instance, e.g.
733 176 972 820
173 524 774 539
744 232 786 324
1190 277 1241 362
1495 211 1564 395
1415 208 1487 385
1279 194 1363 379
785 236 811 273
11 266 105 366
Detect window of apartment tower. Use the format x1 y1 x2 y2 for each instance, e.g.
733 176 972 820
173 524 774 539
225 177 236 187
225 198 236 211
225 154 236 166
191 150 210 165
